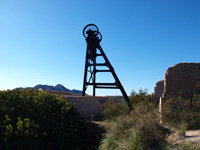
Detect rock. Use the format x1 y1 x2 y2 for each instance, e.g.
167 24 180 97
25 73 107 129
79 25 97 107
154 80 164 104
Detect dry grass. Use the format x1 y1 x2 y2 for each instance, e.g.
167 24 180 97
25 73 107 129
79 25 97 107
92 121 113 129
99 102 169 150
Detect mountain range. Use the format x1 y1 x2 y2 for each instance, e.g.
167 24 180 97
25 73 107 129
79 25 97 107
16 84 83 95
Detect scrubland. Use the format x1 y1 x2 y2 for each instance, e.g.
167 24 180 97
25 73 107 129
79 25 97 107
99 89 200 150
0 89 200 149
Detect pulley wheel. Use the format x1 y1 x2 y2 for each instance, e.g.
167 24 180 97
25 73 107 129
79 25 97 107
83 24 99 38
83 24 102 42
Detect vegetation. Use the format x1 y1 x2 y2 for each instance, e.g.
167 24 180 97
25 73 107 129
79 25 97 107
1 88 200 149
0 89 102 150
99 102 168 150
99 89 200 150
101 89 153 121
99 89 169 150
100 98 129 121
129 89 153 106
162 93 200 129
166 143 200 150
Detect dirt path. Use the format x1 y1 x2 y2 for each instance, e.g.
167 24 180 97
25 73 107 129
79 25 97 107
185 130 200 144
168 128 200 148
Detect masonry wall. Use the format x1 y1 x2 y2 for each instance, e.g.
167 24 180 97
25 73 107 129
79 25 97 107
64 95 107 119
154 80 164 104
154 63 200 103
162 63 200 102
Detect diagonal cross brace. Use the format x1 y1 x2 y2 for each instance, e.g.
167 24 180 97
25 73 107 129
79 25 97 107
82 24 132 110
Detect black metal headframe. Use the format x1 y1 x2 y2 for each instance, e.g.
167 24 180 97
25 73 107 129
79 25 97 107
82 24 132 110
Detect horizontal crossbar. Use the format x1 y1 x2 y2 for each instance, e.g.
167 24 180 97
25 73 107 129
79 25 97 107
96 70 111 72
88 63 107 66
86 83 116 86
95 86 119 89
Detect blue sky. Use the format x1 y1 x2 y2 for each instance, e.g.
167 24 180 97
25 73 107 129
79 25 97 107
0 0 200 96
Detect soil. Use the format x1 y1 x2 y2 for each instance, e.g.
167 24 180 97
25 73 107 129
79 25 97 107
167 127 200 147
185 130 200 144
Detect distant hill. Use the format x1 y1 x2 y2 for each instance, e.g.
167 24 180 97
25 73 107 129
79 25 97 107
16 84 83 95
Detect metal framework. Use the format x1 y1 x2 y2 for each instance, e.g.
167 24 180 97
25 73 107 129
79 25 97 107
82 24 132 110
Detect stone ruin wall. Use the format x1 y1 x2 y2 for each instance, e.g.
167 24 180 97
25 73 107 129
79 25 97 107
64 95 107 119
154 80 164 104
154 63 200 104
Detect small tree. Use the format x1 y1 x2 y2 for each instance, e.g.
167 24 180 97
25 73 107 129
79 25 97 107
101 98 129 121
129 89 153 106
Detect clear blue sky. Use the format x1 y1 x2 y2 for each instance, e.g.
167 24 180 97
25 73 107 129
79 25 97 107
0 0 200 96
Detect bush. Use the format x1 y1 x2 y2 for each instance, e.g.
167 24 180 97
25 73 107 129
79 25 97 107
130 89 153 106
0 89 102 150
162 94 200 129
101 98 129 121
99 102 168 150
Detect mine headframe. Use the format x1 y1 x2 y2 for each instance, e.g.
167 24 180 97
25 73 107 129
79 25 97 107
82 24 132 110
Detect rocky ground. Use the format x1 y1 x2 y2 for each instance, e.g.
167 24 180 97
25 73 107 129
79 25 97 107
167 128 200 149
185 130 200 144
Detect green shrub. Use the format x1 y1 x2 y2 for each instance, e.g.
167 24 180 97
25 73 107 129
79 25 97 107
162 94 200 129
130 89 153 106
127 130 141 150
101 99 129 121
99 102 168 150
178 120 187 136
0 89 102 150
